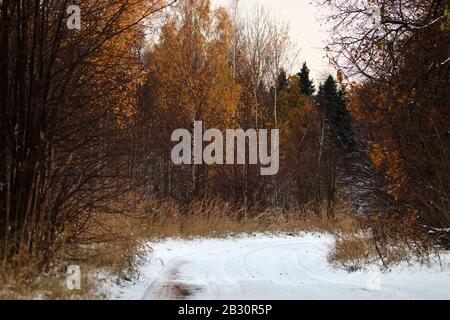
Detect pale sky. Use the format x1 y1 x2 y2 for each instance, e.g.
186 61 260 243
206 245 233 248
212 0 333 83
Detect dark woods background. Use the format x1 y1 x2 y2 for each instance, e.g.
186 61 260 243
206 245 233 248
0 0 449 270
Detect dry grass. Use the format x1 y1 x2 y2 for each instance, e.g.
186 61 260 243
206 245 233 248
328 233 379 271
126 198 359 238
0 264 98 300
328 225 440 272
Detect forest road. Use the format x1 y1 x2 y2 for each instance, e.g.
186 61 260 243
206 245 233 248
141 235 450 300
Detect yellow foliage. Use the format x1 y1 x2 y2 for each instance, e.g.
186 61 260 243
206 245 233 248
145 0 240 129
368 141 406 200
80 0 154 128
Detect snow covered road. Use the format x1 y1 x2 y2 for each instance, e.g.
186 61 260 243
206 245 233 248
106 233 450 300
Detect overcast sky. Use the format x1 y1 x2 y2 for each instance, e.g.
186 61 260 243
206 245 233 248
212 0 333 84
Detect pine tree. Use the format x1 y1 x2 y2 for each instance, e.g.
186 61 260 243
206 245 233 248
297 62 315 97
317 75 355 150
317 75 339 112
316 75 358 217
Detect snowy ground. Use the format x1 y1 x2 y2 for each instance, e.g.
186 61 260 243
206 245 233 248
101 233 450 300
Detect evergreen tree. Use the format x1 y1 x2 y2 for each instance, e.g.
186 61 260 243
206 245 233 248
276 69 288 93
317 75 355 151
297 62 315 97
316 75 339 113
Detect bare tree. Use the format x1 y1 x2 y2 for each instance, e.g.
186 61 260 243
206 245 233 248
266 19 296 127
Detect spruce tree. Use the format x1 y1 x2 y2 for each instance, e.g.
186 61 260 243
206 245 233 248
317 75 355 151
297 62 315 97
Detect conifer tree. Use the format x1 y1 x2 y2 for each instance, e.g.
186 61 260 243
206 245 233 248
297 62 315 97
277 69 289 92
316 75 353 149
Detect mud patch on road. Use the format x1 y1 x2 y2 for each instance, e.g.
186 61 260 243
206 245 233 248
162 281 203 299
144 260 205 299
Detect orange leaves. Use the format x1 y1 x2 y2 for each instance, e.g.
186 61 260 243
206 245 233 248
368 141 406 201
336 69 344 84
346 89 365 121
278 76 315 157
145 0 240 129
81 0 150 129
368 141 384 168
346 80 412 202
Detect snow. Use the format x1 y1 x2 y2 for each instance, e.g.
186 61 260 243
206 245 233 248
102 233 450 300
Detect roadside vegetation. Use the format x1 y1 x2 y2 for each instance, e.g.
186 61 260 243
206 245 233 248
1 195 442 299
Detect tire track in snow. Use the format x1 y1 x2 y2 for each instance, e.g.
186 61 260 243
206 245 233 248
138 235 450 300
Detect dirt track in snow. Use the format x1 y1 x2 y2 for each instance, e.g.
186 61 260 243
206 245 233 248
133 234 450 300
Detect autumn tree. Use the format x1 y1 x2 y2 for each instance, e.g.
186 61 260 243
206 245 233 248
322 0 450 244
0 0 172 267
139 0 241 201
278 76 319 205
